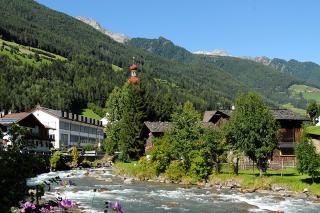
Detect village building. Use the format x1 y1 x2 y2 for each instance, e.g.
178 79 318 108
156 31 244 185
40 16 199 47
32 106 104 150
0 112 52 153
203 109 309 160
142 121 216 152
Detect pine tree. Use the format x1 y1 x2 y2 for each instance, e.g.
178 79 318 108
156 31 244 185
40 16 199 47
105 83 146 161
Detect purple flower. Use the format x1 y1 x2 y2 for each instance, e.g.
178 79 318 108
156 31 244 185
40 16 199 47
40 206 55 213
58 199 74 209
20 201 36 212
109 201 125 213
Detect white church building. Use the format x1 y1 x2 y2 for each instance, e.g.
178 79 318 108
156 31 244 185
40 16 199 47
32 106 104 149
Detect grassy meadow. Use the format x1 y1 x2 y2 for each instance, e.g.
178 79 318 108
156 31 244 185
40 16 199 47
0 38 66 65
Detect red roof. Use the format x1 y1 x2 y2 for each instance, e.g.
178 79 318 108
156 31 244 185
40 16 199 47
130 64 138 71
2 112 30 120
128 76 139 84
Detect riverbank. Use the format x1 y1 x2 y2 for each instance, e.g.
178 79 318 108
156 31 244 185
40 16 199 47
27 167 320 212
112 162 320 202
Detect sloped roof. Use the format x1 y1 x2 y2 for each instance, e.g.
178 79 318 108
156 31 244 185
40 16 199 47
144 121 216 133
144 121 173 133
33 105 62 117
1 112 30 120
0 112 31 124
0 112 47 128
203 110 231 122
271 109 309 121
203 109 308 122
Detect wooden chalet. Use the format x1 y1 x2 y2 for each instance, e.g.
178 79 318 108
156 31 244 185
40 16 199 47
203 109 309 160
141 122 173 152
141 121 215 152
0 112 53 153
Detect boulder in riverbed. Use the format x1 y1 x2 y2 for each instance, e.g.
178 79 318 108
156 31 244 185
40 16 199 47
124 178 134 184
97 188 110 192
272 184 286 192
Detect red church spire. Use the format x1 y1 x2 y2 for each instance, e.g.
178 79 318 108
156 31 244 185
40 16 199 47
128 57 139 84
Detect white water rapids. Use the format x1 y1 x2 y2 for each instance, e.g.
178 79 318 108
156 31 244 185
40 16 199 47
27 168 320 213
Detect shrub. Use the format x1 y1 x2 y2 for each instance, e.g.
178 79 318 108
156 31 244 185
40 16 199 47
50 151 67 170
84 144 95 151
189 150 212 180
70 146 79 166
295 138 320 182
164 160 186 182
80 159 92 168
150 144 171 175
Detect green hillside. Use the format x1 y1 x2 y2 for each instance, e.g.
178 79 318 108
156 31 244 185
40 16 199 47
270 58 320 88
128 37 306 108
289 84 320 103
0 38 65 65
305 126 320 136
81 108 102 120
0 0 315 115
0 0 251 112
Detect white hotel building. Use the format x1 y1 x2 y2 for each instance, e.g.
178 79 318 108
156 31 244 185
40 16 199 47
32 106 104 149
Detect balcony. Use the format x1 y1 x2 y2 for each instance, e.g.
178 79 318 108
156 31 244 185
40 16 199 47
278 142 294 148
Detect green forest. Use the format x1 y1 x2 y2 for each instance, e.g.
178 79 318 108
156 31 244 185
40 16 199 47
0 0 317 115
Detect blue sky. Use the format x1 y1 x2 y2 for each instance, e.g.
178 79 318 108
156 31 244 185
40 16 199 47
37 0 320 63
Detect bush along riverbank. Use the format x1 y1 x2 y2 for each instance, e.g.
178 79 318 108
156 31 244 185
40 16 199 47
112 161 320 201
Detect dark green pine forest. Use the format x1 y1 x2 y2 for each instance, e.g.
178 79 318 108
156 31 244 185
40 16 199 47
128 37 308 109
0 0 316 117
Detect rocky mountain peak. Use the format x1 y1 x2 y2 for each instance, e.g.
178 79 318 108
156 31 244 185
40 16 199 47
75 16 129 43
193 49 231 57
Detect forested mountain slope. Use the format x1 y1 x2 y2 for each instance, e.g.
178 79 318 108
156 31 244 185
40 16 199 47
128 37 307 108
0 0 249 112
269 58 320 88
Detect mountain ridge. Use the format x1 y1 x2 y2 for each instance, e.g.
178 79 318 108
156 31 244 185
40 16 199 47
0 0 249 111
75 16 129 43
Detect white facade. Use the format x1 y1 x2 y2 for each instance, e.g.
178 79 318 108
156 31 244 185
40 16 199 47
316 116 320 126
100 117 108 127
33 107 104 149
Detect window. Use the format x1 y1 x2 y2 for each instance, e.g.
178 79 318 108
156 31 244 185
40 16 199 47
80 136 88 144
91 127 97 135
71 124 80 132
60 133 69 146
97 129 104 138
49 134 55 140
60 121 70 130
70 135 80 144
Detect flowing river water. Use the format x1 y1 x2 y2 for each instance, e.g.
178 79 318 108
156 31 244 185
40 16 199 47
27 168 320 213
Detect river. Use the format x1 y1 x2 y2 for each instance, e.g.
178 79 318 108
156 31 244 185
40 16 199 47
27 168 320 213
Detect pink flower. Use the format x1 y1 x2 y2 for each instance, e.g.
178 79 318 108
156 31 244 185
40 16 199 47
58 199 74 209
20 201 36 212
40 206 55 213
109 201 124 213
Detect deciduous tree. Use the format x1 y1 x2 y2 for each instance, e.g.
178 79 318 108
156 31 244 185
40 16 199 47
295 138 320 182
224 92 278 176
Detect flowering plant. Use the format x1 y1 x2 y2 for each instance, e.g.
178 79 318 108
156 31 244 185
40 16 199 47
106 201 124 213
39 206 55 213
58 199 74 210
19 201 36 213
